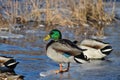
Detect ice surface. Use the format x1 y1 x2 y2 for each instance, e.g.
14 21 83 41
0 32 24 39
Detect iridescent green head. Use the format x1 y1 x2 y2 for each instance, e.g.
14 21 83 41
44 29 62 41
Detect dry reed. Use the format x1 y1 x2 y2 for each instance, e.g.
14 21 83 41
0 0 116 37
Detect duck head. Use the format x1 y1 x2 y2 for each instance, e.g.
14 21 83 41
44 29 62 41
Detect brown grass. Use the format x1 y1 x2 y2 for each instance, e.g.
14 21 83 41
0 0 116 37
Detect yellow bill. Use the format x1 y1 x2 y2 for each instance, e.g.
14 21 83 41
44 35 50 41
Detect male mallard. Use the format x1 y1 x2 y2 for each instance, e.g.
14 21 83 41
44 29 89 73
73 39 113 60
0 56 19 71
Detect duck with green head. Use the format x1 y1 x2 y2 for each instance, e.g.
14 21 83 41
44 29 89 74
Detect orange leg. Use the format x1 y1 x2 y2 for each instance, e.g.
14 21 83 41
54 62 70 74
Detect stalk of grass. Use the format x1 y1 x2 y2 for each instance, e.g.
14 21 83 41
0 0 116 37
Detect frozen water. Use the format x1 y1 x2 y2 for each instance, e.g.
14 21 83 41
0 22 119 80
0 32 24 39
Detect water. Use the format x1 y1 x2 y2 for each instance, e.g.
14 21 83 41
0 21 119 80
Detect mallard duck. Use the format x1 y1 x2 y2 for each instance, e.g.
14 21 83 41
44 29 89 73
73 39 113 60
0 56 19 70
0 56 23 80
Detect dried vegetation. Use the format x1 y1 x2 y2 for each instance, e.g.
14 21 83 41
0 0 116 37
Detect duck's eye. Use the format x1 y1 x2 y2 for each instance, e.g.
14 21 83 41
50 32 54 35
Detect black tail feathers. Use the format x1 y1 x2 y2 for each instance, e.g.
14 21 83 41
74 53 89 63
4 59 19 69
101 46 113 55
